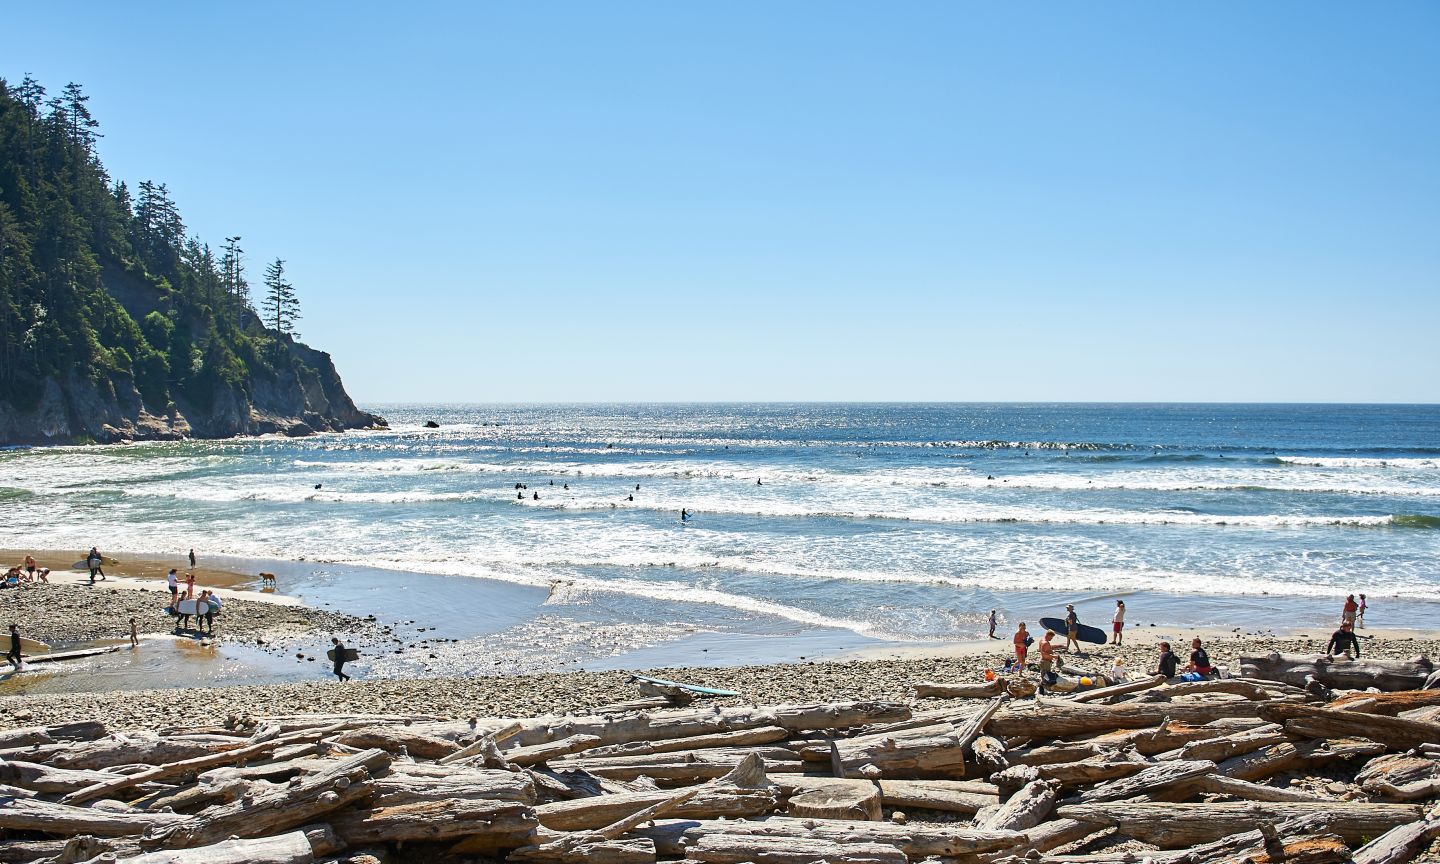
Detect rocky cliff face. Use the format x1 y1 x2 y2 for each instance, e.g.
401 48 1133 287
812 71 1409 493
0 341 384 446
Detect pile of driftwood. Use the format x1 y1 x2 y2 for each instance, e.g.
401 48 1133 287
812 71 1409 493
1 651 1439 864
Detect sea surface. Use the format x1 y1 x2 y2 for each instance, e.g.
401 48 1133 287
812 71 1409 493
3 403 1439 681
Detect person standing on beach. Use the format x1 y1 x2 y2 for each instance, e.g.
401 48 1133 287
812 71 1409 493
1064 604 1081 653
988 609 998 639
188 549 196 569
6 624 21 668
1013 622 1029 671
87 547 106 583
129 617 139 647
166 569 179 606
1038 630 1057 677
331 637 351 682
1342 594 1358 626
1111 600 1125 646
1357 594 1367 629
184 572 196 599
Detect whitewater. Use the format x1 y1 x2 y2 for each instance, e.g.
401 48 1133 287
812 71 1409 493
3 403 1438 650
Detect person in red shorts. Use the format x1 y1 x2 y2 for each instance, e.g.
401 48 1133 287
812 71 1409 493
1112 599 1126 645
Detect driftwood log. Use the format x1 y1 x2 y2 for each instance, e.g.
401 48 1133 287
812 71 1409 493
1239 652 1436 691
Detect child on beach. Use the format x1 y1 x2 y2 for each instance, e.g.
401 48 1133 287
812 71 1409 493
129 617 139 647
1111 600 1125 645
1357 594 1367 628
185 572 196 599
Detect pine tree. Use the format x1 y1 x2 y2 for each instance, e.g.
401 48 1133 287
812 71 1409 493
220 236 247 314
260 257 301 338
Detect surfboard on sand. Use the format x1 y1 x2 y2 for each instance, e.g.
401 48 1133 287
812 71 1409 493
629 673 740 697
1039 616 1107 645
327 648 360 662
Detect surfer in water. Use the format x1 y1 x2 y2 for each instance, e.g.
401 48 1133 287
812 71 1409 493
331 637 351 682
680 509 692 523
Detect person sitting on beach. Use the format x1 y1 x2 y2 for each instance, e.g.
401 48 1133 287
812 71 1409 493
1064 604 1081 653
1013 622 1030 671
1327 622 1361 659
1357 594 1367 628
1151 641 1179 678
1111 600 1125 646
3 567 21 588
1341 594 1358 626
1184 638 1216 677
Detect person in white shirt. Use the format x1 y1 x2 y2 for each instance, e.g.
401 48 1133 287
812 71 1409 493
1112 600 1126 646
166 569 179 606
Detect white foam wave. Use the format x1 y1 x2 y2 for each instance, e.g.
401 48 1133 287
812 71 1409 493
1273 456 1440 469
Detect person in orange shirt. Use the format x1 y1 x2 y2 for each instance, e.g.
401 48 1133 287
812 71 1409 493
1341 595 1358 626
1013 622 1030 671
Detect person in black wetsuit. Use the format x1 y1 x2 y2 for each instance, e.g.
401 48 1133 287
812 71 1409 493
331 637 351 681
1327 622 1361 659
1151 641 1178 678
7 624 21 668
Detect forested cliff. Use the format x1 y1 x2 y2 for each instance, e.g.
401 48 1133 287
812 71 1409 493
0 76 384 446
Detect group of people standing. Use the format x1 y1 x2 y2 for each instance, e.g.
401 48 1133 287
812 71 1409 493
1327 593 1368 658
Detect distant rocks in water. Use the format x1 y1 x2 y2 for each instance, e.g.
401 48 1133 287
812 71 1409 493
424 421 441 429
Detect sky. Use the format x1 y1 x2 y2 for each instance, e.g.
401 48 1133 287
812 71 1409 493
4 2 1438 403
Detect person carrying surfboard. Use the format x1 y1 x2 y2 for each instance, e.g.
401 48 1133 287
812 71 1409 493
331 637 352 682
6 624 21 668
1064 604 1081 653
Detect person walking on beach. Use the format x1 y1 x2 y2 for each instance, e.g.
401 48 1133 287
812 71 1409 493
1064 604 1081 653
331 637 352 682
1013 622 1030 671
1151 641 1178 679
7 624 21 668
988 609 998 639
87 547 106 583
202 592 221 634
1111 600 1126 646
166 569 179 606
188 549 196 569
1327 622 1361 659
1357 594 1367 629
1038 630 1057 678
128 617 139 647
1342 594 1358 626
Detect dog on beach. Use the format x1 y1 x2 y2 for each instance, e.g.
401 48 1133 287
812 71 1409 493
259 572 277 589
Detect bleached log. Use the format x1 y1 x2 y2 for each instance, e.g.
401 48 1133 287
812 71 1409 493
787 778 882 820
1011 750 1148 788
914 678 1006 699
494 701 909 750
329 797 536 846
581 725 790 759
555 746 803 782
1357 754 1440 802
507 734 603 766
51 734 245 771
62 728 332 805
1238 652 1435 691
0 836 129 864
1056 801 1423 847
988 698 1259 738
985 813 1342 864
972 734 1008 774
370 763 537 805
1259 702 1440 751
971 819 1097 864
857 706 977 737
437 721 523 765
114 830 315 864
134 778 249 813
660 815 1024 857
333 725 460 759
0 796 187 837
1070 675 1166 704
1064 759 1214 805
876 778 998 814
1153 723 1289 763
686 834 907 864
1156 679 1274 700
980 779 1054 831
1163 773 1329 802
536 786 777 830
146 748 390 849
0 722 106 750
1351 804 1440 864
802 696 1002 777
508 837 657 864
1217 737 1385 781
1008 741 1103 767
0 759 122 795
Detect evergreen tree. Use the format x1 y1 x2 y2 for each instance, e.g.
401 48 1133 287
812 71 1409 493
260 257 300 338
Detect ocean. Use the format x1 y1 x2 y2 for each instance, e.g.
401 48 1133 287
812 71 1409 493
3 403 1439 680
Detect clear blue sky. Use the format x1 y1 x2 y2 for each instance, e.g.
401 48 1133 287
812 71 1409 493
6 2 1438 403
